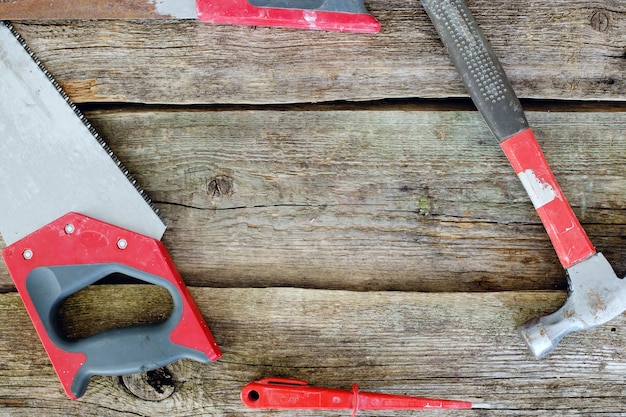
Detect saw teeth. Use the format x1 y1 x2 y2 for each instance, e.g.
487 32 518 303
3 22 162 220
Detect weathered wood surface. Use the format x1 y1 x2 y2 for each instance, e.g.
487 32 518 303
0 0 193 19
1 1 625 415
1 110 624 293
9 0 626 105
2 288 626 416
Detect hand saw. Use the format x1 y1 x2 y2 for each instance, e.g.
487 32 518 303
0 0 381 33
0 22 221 399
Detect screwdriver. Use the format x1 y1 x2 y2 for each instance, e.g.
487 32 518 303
241 378 488 416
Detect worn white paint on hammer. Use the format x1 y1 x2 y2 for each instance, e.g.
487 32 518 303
517 169 557 209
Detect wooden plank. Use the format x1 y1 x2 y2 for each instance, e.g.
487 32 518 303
1 288 626 415
9 0 626 105
0 0 194 19
1 109 624 292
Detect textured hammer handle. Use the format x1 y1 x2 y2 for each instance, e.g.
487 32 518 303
421 0 596 268
421 0 528 141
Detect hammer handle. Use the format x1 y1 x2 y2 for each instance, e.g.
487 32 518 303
421 0 596 268
500 130 596 268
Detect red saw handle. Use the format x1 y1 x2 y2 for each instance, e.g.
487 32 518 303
2 212 221 399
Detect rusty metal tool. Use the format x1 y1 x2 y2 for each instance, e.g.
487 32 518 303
0 22 221 399
0 0 380 33
241 378 484 415
420 0 626 357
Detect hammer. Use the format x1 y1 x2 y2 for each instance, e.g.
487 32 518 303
420 0 626 357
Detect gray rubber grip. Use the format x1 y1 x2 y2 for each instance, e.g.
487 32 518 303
26 263 211 398
421 0 529 141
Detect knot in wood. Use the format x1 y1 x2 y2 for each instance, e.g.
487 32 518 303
207 175 234 198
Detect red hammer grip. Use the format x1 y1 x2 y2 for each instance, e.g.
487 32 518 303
500 129 596 268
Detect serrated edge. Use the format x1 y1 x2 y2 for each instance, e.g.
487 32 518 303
2 21 163 222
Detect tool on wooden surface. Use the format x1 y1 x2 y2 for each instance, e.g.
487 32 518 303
241 378 482 415
0 0 380 33
420 0 626 357
0 21 222 399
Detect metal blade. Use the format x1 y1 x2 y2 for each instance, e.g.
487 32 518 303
0 0 197 19
248 0 369 14
0 22 165 245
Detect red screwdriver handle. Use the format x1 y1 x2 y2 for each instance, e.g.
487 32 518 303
242 378 355 410
241 378 473 415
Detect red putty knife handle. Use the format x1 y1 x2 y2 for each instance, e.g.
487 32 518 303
196 0 381 33
2 212 221 399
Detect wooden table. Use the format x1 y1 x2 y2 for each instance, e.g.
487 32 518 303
1 1 625 415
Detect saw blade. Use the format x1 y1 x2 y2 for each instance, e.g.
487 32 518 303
0 0 197 19
0 22 166 245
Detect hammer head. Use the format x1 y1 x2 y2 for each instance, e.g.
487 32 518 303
518 253 626 358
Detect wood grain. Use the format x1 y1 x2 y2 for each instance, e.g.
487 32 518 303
8 0 626 105
96 108 626 290
0 0 181 19
1 6 625 414
1 109 624 293
1 287 626 416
